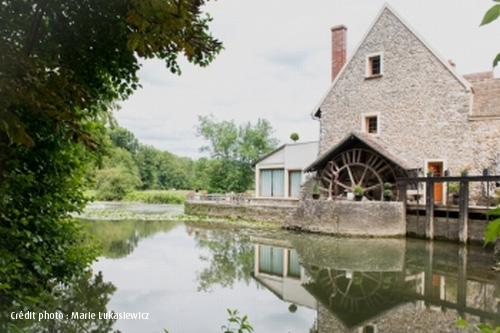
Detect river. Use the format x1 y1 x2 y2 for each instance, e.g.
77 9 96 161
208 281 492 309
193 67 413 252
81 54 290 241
77 203 500 332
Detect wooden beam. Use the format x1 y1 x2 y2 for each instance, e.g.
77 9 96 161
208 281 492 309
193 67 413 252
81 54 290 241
426 178 434 240
458 179 469 244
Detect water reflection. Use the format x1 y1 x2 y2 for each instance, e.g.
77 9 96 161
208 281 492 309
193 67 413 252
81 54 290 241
83 219 180 258
187 224 254 292
2 270 118 333
252 234 500 332
77 215 500 332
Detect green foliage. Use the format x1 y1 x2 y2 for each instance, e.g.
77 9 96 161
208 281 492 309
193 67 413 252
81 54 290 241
0 0 221 314
290 132 299 142
197 115 279 192
383 182 393 197
481 1 500 67
485 207 500 245
192 157 212 190
93 126 196 195
312 181 320 195
198 115 239 160
95 166 142 201
205 159 254 193
108 126 139 154
457 319 500 333
383 189 393 197
133 144 193 190
126 0 222 73
238 119 279 164
481 3 500 26
165 308 253 333
0 115 100 316
221 309 254 333
3 270 118 332
104 146 142 177
124 190 187 204
354 185 364 196
448 181 460 195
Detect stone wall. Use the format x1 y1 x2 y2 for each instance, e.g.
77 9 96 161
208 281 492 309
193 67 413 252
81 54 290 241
284 200 406 237
319 8 474 175
469 118 500 176
184 201 296 224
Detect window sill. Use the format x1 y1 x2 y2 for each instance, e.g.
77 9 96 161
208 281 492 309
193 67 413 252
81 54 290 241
365 74 383 80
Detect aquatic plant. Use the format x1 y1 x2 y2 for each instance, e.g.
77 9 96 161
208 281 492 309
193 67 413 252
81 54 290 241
221 309 254 333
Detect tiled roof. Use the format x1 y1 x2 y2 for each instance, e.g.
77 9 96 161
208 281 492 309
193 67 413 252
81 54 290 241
464 71 500 117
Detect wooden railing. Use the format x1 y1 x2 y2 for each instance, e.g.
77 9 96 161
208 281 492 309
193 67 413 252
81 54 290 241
396 174 500 243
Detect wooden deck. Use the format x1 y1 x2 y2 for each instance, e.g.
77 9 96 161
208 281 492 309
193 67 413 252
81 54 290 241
397 174 500 244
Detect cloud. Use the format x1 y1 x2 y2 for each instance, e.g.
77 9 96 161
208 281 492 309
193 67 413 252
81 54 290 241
115 0 498 159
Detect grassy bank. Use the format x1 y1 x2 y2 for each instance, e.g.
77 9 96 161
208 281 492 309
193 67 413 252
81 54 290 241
85 190 188 204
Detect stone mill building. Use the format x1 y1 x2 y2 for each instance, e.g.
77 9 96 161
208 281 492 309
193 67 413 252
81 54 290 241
304 4 500 204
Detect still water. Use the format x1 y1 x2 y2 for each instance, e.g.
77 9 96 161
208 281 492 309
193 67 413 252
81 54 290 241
80 206 500 333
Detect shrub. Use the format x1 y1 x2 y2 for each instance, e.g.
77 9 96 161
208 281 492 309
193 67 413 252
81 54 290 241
95 166 141 200
354 186 364 196
124 191 186 204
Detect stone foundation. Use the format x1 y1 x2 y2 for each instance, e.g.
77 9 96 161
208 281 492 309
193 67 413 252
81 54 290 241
284 200 406 237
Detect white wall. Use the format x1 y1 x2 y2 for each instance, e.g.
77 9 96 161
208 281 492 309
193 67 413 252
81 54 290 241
255 142 319 198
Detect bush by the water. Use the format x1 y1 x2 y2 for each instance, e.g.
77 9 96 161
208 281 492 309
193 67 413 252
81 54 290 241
124 191 186 204
94 166 142 201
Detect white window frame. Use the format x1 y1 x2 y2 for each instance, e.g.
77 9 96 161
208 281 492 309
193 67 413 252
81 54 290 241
365 52 383 78
361 112 380 136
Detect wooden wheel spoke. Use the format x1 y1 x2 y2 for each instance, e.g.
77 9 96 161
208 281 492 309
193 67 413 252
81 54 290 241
346 164 356 186
365 183 383 192
359 165 369 185
334 180 350 190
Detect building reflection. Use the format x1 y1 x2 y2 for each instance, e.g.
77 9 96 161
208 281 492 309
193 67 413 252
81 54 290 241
253 240 317 311
251 236 500 332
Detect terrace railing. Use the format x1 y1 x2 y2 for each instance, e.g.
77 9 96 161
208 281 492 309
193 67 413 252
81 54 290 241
396 173 500 243
186 192 251 204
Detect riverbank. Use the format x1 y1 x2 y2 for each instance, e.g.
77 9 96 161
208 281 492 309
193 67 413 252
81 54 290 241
77 201 184 220
77 201 280 229
84 189 187 204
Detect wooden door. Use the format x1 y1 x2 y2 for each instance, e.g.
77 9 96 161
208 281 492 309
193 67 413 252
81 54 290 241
428 162 443 204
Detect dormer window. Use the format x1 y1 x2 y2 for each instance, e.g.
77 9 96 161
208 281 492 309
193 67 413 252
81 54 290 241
366 53 383 78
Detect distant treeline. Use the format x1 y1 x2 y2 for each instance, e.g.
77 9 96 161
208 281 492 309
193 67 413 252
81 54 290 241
91 119 279 200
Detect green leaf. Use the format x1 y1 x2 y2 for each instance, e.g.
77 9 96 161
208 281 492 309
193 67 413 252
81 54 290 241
456 319 469 327
485 218 500 245
487 207 500 217
481 4 500 25
478 323 494 333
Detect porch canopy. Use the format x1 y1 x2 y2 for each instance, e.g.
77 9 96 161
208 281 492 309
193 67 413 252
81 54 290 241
304 132 418 200
305 132 417 173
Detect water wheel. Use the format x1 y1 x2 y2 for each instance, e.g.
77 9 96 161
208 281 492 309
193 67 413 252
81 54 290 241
319 148 396 201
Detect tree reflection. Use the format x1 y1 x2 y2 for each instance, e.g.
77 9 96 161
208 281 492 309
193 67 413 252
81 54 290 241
187 225 254 292
82 220 180 258
2 270 118 333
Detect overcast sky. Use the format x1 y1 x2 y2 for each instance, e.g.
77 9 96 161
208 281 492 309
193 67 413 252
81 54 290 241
114 0 499 159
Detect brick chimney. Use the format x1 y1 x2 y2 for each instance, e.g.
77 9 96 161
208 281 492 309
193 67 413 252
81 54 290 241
331 25 347 82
